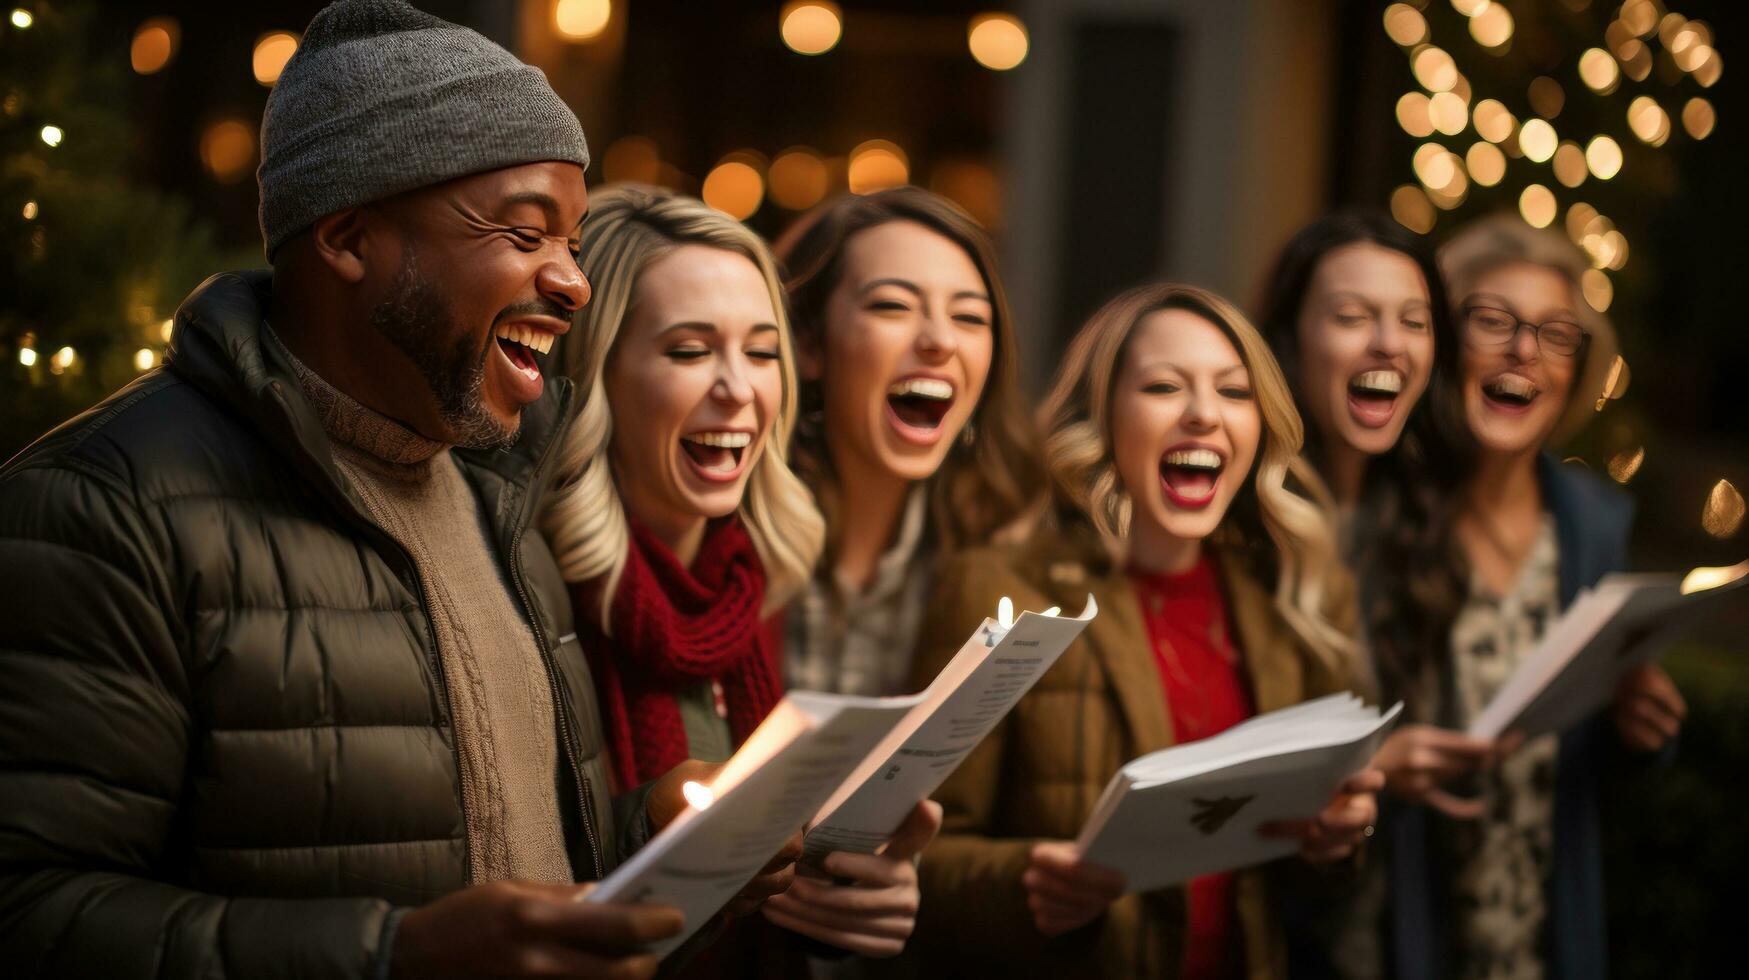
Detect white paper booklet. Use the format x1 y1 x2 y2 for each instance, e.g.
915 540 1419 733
583 690 925 957
804 596 1098 862
1467 559 1748 740
1075 694 1401 892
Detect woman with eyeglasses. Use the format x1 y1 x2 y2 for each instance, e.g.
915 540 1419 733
1374 215 1685 980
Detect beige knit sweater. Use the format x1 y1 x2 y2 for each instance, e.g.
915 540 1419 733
286 345 572 886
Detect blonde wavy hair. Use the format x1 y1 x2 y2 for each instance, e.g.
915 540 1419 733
541 185 825 628
1040 282 1361 675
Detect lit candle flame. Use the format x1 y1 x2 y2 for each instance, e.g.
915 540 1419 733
682 780 715 811
997 596 1014 629
1041 606 1061 618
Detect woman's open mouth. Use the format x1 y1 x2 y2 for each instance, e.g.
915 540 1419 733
1347 369 1404 429
491 322 554 402
1159 446 1225 510
680 430 753 484
884 376 957 446
1481 373 1540 415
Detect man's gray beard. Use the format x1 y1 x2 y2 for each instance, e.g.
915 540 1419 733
370 246 518 451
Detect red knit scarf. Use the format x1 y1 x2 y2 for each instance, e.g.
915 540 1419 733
579 517 780 791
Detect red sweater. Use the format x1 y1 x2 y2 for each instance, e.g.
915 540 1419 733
1131 554 1253 980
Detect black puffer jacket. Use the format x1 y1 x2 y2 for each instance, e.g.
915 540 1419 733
0 271 633 977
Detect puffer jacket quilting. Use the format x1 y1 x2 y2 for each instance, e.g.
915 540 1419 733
0 270 621 978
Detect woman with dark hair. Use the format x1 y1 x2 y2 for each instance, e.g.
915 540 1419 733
1256 211 1496 978
771 186 1042 699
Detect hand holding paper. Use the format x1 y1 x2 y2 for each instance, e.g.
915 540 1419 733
762 800 942 957
1611 662 1687 753
1022 841 1127 937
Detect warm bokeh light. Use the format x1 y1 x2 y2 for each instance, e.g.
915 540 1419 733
1518 183 1556 228
1518 118 1557 162
131 18 179 75
9 8 31 29
1429 91 1468 136
1585 135 1622 179
134 348 157 372
1390 184 1436 234
701 156 764 220
1581 267 1613 312
1473 99 1514 143
1681 560 1749 595
1428 166 1469 210
1578 47 1620 93
21 199 37 220
1702 479 1746 539
968 13 1028 71
1397 92 1434 138
160 318 175 344
602 135 660 185
1675 42 1714 74
1383 4 1427 46
1413 143 1457 190
1528 76 1564 119
781 1 842 56
17 347 37 367
1628 95 1670 146
1598 352 1630 404
1412 45 1459 92
1620 41 1653 82
1469 3 1513 48
252 32 299 86
768 148 830 210
1620 0 1658 37
1682 97 1716 139
1553 142 1587 187
847 139 908 194
1450 0 1488 16
50 346 76 371
200 119 256 183
1695 51 1722 87
39 125 62 147
554 0 611 41
1466 141 1506 186
1607 446 1644 484
1566 202 1599 243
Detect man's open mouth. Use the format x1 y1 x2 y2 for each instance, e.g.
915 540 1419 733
1482 373 1540 407
1159 446 1225 507
680 430 752 477
885 377 956 430
494 322 553 382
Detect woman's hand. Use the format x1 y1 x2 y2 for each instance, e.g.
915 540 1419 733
1372 724 1505 818
1021 841 1126 937
761 801 943 958
1613 663 1686 754
1259 768 1384 864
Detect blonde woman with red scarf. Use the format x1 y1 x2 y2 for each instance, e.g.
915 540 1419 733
542 186 934 972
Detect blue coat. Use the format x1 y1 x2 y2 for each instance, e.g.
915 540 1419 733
1386 453 1636 980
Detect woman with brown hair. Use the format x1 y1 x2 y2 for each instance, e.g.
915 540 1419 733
903 282 1381 977
771 186 1042 699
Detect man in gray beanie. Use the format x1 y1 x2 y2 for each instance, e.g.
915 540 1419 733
0 2 795 977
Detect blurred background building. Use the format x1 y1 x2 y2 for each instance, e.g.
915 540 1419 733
1 2 1744 969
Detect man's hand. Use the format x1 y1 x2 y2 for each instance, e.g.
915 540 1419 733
1372 724 1506 818
1259 768 1384 864
1613 663 1686 753
1021 841 1126 937
762 800 943 957
391 880 683 979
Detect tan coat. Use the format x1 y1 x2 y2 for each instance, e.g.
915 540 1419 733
904 527 1358 978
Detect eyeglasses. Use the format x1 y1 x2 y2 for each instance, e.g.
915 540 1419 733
1461 304 1588 358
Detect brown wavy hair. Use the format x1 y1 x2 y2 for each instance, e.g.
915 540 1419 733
771 186 1043 558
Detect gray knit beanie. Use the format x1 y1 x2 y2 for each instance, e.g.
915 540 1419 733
257 0 590 258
